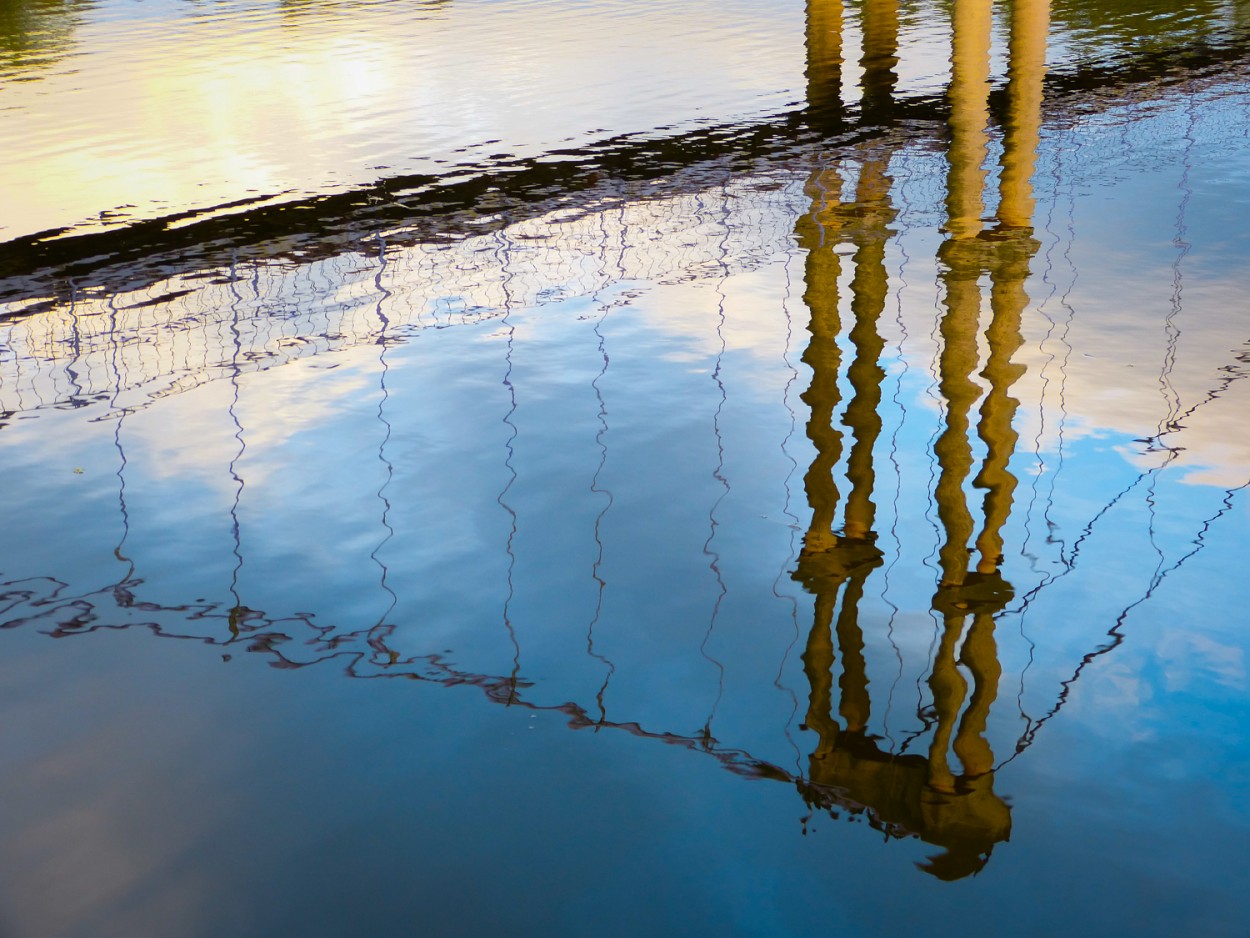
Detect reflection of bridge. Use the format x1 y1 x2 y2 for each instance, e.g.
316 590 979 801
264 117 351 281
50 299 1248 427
788 0 1047 877
2 0 1249 882
0 185 804 419
3 0 1250 305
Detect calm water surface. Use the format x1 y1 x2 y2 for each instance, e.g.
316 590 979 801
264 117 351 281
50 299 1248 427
3 1 1250 936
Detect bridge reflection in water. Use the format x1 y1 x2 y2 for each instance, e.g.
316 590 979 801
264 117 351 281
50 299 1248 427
0 0 1245 884
791 0 1045 878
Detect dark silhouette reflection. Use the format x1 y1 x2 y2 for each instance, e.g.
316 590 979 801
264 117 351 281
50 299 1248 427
0 0 92 73
788 0 1050 879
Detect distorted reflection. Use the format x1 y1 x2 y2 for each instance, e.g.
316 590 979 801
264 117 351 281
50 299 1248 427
787 0 1047 878
805 0 845 127
2 0 1250 912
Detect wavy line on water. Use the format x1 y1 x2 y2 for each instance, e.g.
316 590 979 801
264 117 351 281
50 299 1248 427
880 150 909 751
1012 124 1070 737
1152 85 1197 446
772 241 804 773
1020 132 1063 574
370 240 398 638
901 193 950 755
226 255 249 634
494 229 522 701
106 291 136 599
698 187 731 745
584 205 622 726
64 282 84 401
1000 478 1250 768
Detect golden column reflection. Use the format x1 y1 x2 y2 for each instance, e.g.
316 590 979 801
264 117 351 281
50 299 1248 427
918 0 1051 874
795 163 848 560
792 142 1014 881
789 0 1057 878
793 157 852 750
805 0 844 124
973 240 1033 573
859 0 900 124
944 0 994 240
928 235 1036 802
793 147 890 767
997 0 1050 229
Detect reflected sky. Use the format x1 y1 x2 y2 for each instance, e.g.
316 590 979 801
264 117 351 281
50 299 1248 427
2 0 1247 242
2 1 1250 934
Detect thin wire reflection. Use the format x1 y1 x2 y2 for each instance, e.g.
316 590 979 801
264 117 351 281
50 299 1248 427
370 238 399 654
107 292 135 602
585 205 622 726
496 228 522 703
698 186 731 747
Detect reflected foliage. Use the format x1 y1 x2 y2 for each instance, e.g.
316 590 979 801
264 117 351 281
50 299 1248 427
0 0 91 73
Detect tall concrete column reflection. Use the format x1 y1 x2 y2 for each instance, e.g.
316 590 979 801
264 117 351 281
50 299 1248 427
859 0 900 125
794 150 891 745
792 142 1014 884
920 245 1020 876
973 242 1032 572
793 148 893 802
787 0 1059 874
919 0 1052 871
795 165 847 560
944 0 993 240
997 0 1050 229
805 0 844 127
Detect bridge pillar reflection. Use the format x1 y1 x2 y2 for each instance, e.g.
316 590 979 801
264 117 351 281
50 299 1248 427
945 0 994 240
805 0 844 126
860 0 900 125
806 0 902 128
790 0 1057 879
920 0 1053 873
998 0 1050 230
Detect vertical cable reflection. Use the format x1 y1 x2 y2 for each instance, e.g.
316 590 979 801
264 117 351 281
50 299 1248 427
699 188 731 746
495 229 522 701
881 158 915 748
224 256 259 639
65 283 85 403
1144 83 1198 621
585 206 623 726
773 245 806 772
370 240 399 655
107 293 135 604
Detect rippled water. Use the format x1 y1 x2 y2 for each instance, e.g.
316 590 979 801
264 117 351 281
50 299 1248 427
3 1 1250 935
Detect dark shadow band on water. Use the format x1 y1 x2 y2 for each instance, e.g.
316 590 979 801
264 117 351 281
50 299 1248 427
3 26 1248 308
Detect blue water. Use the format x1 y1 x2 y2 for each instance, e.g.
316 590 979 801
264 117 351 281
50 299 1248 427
3 1 1250 935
